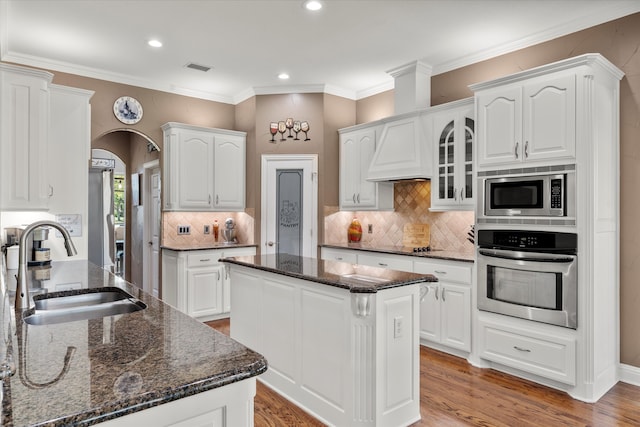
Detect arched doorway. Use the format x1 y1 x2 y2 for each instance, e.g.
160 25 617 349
90 130 160 291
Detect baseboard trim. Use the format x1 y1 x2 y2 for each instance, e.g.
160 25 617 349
619 363 640 387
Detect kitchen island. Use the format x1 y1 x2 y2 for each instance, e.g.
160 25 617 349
222 254 437 427
0 260 267 426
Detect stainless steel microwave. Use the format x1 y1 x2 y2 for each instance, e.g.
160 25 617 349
483 172 575 217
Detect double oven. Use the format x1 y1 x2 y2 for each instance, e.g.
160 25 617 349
476 167 578 329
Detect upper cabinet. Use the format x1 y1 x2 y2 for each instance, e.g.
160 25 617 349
430 98 475 211
213 134 246 210
162 122 246 212
339 125 393 211
0 64 53 210
475 71 576 170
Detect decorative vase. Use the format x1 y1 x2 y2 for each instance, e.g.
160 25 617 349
348 218 363 243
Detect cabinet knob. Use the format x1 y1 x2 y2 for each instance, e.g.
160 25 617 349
267 241 277 247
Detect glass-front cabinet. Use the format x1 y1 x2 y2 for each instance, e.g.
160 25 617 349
430 98 475 211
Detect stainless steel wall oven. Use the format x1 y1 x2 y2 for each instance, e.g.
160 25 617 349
477 229 578 329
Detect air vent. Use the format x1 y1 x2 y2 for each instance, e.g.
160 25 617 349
185 62 212 72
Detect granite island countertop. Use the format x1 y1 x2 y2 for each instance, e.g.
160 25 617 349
0 261 267 426
321 243 475 263
221 253 437 293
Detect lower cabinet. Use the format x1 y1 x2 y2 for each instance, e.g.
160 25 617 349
162 246 256 321
414 259 472 353
320 246 473 355
476 315 576 385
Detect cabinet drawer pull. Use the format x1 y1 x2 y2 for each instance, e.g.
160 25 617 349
513 346 531 353
460 187 464 201
216 195 219 204
442 288 446 302
434 270 447 275
357 193 360 203
335 257 343 260
353 193 356 203
515 141 519 159
378 262 388 267
524 141 529 158
200 258 211 262
434 286 439 300
453 188 457 201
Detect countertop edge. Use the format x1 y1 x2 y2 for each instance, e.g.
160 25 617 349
161 243 258 251
320 244 475 263
222 257 437 293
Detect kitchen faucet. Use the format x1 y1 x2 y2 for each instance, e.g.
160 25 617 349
15 221 77 311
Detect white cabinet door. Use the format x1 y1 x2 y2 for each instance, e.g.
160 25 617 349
476 86 521 169
339 126 393 211
414 259 472 353
213 134 245 210
0 64 52 210
523 73 576 163
419 283 441 343
440 283 471 351
188 265 223 318
356 130 377 207
178 130 215 210
431 100 475 211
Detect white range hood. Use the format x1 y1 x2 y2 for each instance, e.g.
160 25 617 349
366 61 434 182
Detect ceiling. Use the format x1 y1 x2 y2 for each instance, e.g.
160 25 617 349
2 0 639 105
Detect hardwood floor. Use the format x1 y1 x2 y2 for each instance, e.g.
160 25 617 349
206 319 640 426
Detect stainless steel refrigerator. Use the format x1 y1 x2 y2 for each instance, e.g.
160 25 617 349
88 169 115 271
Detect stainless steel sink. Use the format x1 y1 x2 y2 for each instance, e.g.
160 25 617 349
23 288 147 325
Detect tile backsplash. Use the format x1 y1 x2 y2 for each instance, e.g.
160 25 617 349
162 210 254 247
324 181 475 253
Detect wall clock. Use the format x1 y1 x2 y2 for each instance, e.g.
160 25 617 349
113 96 143 124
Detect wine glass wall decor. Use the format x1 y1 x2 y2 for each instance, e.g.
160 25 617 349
268 118 311 143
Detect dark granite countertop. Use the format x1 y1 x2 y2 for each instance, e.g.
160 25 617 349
321 243 475 263
0 261 267 426
222 254 437 293
161 242 258 251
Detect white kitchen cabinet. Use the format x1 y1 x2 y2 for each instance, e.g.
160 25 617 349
162 122 246 211
414 259 472 354
213 134 245 210
477 315 576 385
471 54 624 402
339 125 393 210
0 63 53 210
187 255 224 318
357 251 413 272
475 72 576 170
48 84 94 260
430 98 475 211
320 247 358 264
161 246 256 321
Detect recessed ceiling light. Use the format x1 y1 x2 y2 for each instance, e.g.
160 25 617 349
303 0 323 11
278 73 290 80
148 39 163 48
